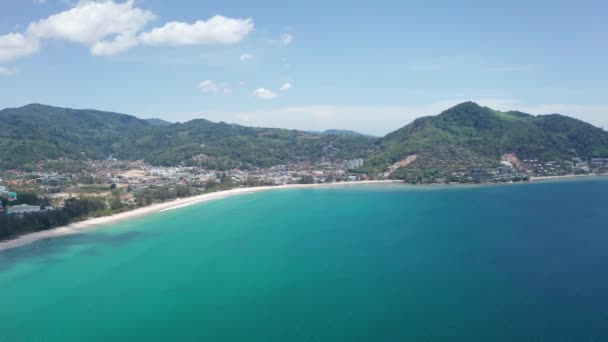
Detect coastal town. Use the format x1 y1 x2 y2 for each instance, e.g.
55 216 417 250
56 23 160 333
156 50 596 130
3 1 608 338
1 155 608 220
0 157 369 221
2 101 608 242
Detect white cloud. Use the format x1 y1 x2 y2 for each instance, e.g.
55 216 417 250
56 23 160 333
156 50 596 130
199 80 231 95
140 15 254 46
250 83 289 100
199 80 218 93
239 53 253 61
0 66 18 76
91 34 140 56
26 0 156 56
0 1 254 61
279 33 293 46
0 33 39 63
252 88 278 100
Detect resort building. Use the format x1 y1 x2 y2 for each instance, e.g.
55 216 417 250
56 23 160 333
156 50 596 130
7 204 47 215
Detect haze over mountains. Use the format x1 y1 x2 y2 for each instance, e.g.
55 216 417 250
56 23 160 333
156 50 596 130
1 102 607 175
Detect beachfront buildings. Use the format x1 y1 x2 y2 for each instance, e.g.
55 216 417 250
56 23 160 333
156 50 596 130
346 159 364 169
7 204 50 215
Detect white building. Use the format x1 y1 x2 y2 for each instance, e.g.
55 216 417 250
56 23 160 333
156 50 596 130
8 204 45 215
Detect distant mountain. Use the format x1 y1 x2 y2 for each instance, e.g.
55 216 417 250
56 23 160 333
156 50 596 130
321 129 375 137
306 129 375 138
0 104 375 169
145 118 172 126
1 102 606 172
361 102 608 175
0 104 150 168
116 119 376 169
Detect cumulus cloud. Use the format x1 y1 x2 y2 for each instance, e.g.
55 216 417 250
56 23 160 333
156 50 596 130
0 66 19 76
0 1 254 62
27 0 156 56
279 33 293 46
140 16 253 46
252 88 278 100
91 34 140 56
199 80 217 93
199 80 232 95
0 33 39 63
251 82 291 100
239 53 253 61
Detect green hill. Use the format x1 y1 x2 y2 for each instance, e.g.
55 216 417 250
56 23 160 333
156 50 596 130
321 129 374 137
114 119 375 169
1 102 606 173
145 118 172 126
361 102 608 175
0 104 375 170
0 104 150 168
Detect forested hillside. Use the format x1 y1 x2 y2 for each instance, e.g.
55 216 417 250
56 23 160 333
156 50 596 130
0 104 376 169
360 102 608 173
1 102 607 172
0 104 149 168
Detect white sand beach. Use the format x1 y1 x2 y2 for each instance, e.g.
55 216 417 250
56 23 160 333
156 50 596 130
0 180 400 252
529 174 601 181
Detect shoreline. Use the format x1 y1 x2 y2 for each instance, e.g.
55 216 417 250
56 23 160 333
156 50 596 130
2 174 605 253
529 173 602 182
0 180 400 252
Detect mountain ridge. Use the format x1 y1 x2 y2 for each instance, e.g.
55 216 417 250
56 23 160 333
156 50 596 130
145 118 172 126
0 104 376 169
359 102 608 177
1 102 606 175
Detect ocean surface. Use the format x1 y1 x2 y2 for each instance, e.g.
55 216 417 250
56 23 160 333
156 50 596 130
1 178 608 341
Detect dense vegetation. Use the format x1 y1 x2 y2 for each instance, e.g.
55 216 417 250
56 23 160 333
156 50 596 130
115 119 376 168
0 184 205 240
0 196 108 239
1 101 607 239
360 102 608 174
1 102 607 173
0 104 149 168
144 118 172 126
309 129 375 137
0 104 376 169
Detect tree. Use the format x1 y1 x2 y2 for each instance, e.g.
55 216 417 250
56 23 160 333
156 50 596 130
110 197 124 211
299 175 314 184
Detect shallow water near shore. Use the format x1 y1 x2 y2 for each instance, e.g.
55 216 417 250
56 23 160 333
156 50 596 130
1 179 608 341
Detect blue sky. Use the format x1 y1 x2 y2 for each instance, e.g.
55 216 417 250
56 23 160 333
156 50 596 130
0 0 607 135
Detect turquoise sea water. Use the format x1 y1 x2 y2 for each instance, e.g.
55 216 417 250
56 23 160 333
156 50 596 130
1 178 608 341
